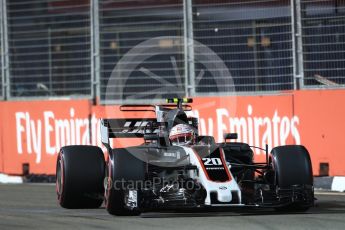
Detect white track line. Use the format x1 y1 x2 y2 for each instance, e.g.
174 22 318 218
0 174 23 184
331 177 345 192
315 191 345 196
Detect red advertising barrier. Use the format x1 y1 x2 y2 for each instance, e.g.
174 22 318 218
1 100 91 175
294 90 345 176
0 89 344 175
0 102 4 172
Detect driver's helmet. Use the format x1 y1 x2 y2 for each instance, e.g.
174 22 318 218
169 124 195 146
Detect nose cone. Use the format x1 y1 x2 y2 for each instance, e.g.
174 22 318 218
217 188 232 202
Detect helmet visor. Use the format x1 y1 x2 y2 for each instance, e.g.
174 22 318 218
170 133 193 145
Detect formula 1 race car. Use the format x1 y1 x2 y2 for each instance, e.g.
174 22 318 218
56 98 314 215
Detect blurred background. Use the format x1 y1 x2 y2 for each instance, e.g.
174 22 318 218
1 0 344 101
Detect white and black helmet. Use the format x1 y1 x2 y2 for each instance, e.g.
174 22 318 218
169 124 195 146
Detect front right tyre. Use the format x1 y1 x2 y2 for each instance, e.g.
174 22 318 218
270 145 314 212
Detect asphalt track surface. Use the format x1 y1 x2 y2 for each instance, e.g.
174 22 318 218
0 184 344 230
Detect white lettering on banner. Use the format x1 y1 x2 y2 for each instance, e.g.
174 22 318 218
13 105 301 164
280 117 290 145
70 109 76 145
230 117 247 144
199 105 301 155
272 111 280 147
30 119 42 163
16 108 99 164
44 111 55 155
15 112 25 154
25 112 32 154
15 112 43 162
82 119 90 145
262 117 273 152
247 105 254 147
254 117 263 151
216 108 228 143
55 119 70 149
91 114 98 146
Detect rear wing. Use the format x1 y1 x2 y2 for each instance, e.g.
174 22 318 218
119 104 192 112
100 117 198 148
101 118 158 146
101 98 196 149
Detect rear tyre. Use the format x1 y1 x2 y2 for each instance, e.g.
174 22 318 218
56 145 105 209
105 148 146 216
271 145 314 212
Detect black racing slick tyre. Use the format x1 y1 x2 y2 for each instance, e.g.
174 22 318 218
270 145 314 211
56 145 105 209
105 148 146 216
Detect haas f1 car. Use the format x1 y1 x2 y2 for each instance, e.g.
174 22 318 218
56 98 314 215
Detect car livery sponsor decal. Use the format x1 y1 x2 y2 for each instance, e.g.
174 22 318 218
193 146 231 182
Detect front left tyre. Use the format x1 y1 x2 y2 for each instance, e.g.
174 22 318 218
56 145 105 209
105 148 146 215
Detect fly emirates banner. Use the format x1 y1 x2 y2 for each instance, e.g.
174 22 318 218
1 89 344 175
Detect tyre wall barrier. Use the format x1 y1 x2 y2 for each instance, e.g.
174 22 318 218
0 89 344 176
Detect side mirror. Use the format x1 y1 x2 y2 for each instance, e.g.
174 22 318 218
223 133 238 141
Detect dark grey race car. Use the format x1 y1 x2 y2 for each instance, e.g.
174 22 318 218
56 98 314 215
